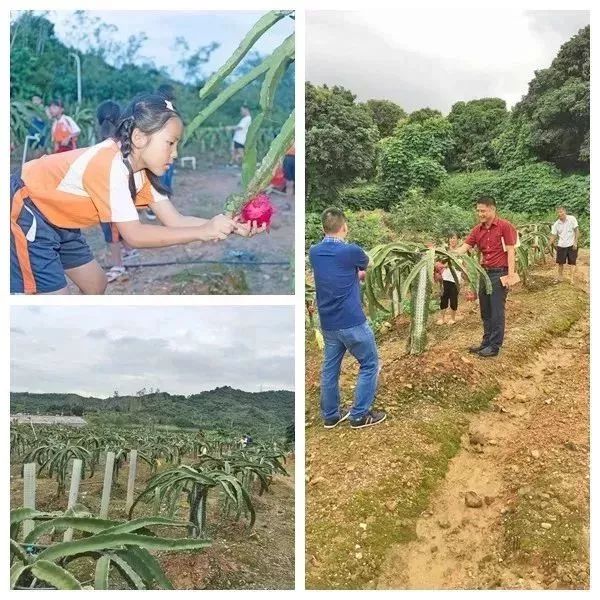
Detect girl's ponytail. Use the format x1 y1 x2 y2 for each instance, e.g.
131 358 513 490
116 116 138 200
96 100 121 142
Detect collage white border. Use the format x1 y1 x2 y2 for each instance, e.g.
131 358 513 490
3 0 596 597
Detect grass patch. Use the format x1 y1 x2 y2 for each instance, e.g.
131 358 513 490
503 475 588 580
170 267 249 294
392 376 499 414
306 413 467 589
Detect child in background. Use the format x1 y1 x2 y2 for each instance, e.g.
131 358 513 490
228 105 252 166
29 96 50 157
96 100 139 283
436 233 463 325
49 99 80 153
11 93 265 295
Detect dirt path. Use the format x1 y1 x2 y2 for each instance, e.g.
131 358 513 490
376 313 589 589
79 165 295 295
306 254 589 590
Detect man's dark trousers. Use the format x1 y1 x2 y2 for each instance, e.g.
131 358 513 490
479 268 508 351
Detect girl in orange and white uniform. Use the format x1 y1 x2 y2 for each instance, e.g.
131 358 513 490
10 93 265 294
49 99 81 153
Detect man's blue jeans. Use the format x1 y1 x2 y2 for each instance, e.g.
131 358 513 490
320 321 379 421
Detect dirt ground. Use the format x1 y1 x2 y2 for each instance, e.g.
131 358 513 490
10 454 295 590
306 254 589 590
81 164 295 295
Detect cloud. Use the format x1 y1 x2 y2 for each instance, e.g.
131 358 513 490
306 10 589 112
87 329 108 339
526 10 589 41
11 306 294 396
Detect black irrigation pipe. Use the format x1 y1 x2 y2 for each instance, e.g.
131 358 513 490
102 258 291 269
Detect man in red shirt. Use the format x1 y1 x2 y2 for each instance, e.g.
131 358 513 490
455 196 517 357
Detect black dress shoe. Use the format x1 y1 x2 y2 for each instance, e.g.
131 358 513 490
477 346 499 357
468 344 485 354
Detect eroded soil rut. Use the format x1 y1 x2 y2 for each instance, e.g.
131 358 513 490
377 300 589 590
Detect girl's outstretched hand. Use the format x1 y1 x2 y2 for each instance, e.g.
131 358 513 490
204 214 237 241
232 216 268 237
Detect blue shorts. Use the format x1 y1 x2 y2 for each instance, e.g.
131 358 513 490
10 174 94 294
101 222 121 244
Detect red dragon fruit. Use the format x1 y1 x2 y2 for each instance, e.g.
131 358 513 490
240 193 275 229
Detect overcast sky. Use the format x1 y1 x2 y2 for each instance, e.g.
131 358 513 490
11 306 294 397
306 10 589 112
35 10 294 84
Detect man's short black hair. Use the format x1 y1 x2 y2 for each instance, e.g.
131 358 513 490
49 99 64 108
556 205 567 211
475 196 496 207
321 207 346 234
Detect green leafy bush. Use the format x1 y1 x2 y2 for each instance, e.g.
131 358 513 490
430 170 503 209
365 99 406 138
447 97 508 171
347 211 393 249
338 182 387 211
431 164 589 216
499 163 589 215
305 212 323 251
386 188 476 241
378 116 452 197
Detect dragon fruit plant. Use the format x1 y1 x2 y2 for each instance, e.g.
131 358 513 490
184 10 295 228
364 244 492 355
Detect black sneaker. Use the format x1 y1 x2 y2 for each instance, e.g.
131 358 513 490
323 409 350 429
477 346 499 358
349 411 387 429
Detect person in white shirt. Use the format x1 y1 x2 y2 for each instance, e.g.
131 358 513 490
229 105 251 166
549 206 579 283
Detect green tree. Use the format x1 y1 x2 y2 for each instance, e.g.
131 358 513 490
9 11 293 146
364 99 406 138
491 114 537 169
447 97 508 171
512 25 589 172
406 107 442 124
378 116 453 198
306 83 379 208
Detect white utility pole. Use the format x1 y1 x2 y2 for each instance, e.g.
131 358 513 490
69 52 82 104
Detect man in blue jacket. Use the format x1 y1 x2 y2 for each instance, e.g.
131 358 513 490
309 208 386 429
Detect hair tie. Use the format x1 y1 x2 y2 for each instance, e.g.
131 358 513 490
165 100 174 111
